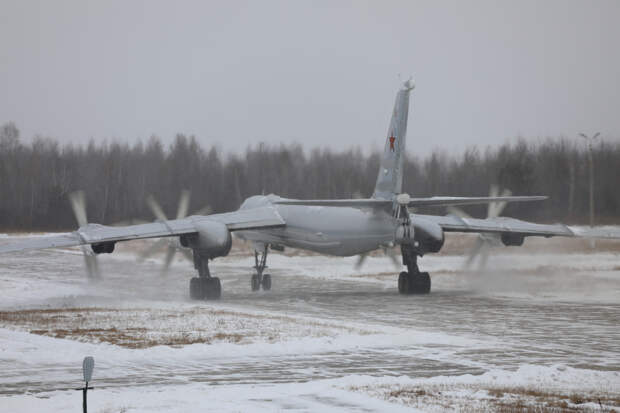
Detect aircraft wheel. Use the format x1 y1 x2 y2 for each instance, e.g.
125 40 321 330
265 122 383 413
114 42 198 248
407 272 431 294
251 274 260 291
420 272 431 294
398 271 409 294
206 277 222 300
190 277 206 300
262 274 272 291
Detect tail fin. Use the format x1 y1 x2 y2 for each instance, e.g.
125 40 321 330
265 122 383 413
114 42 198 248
372 79 415 199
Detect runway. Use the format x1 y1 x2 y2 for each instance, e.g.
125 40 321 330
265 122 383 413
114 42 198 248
1 235 619 411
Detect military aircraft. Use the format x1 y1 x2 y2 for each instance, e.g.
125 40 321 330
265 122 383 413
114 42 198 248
2 79 619 299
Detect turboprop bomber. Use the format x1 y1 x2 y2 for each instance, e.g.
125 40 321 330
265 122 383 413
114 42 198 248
2 78 619 299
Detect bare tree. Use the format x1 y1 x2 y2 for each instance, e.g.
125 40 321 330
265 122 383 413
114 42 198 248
0 121 618 231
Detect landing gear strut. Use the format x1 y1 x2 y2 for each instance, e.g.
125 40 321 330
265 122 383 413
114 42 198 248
189 250 221 300
251 244 271 291
398 245 431 294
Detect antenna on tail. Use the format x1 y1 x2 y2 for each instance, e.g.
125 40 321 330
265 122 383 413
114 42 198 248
397 74 415 90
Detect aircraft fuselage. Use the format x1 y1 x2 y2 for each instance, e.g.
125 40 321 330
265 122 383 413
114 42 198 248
236 195 395 256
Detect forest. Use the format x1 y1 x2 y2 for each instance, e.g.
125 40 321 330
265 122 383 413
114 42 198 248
0 122 618 231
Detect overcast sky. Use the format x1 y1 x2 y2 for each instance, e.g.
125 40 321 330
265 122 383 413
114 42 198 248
1 0 619 156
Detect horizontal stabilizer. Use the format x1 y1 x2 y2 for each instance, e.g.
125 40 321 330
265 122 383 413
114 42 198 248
275 196 547 208
406 195 547 208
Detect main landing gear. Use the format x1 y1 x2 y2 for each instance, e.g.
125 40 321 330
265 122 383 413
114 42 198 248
189 251 221 300
398 245 431 295
251 244 271 291
188 243 274 300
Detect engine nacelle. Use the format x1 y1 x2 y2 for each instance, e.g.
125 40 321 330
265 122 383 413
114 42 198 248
180 220 232 259
413 217 445 253
501 232 525 246
91 241 115 254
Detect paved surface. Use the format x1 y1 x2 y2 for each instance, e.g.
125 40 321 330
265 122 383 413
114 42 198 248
1 243 619 401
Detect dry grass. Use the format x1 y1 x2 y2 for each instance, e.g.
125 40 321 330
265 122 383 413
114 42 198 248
387 388 427 398
0 306 374 348
347 383 620 413
483 387 620 411
0 307 248 348
28 328 245 348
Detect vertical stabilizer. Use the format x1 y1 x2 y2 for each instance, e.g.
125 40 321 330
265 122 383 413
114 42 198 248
373 79 415 199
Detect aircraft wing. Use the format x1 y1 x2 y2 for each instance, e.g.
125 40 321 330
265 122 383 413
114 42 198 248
275 196 546 208
414 213 620 239
0 206 285 254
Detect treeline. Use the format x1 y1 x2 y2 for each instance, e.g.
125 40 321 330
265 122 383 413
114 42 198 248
0 122 618 231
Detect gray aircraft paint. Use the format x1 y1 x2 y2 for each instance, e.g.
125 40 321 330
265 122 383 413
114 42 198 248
2 80 619 260
234 81 418 257
236 194 394 256
373 79 414 200
232 79 592 258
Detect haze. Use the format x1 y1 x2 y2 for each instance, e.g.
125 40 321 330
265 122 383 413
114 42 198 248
1 0 619 155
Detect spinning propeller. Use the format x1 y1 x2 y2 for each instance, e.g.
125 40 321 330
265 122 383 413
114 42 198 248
354 244 401 270
355 193 412 271
69 191 100 279
448 185 510 270
140 190 211 275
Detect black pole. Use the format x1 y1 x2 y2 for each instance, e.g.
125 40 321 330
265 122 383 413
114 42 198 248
83 383 87 413
75 382 93 413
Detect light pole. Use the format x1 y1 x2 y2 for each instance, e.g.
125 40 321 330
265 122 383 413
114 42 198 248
579 132 600 248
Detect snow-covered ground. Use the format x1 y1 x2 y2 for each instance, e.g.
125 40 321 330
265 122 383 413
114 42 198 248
1 233 619 412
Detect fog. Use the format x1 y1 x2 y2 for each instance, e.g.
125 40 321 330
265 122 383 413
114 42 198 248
2 0 620 156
